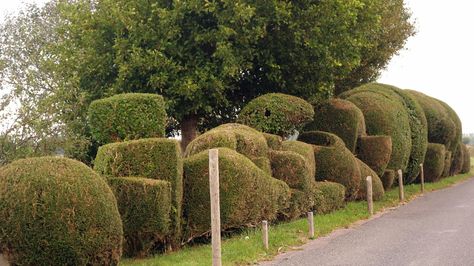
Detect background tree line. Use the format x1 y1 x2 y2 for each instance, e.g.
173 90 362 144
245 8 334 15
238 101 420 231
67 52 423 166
0 0 414 165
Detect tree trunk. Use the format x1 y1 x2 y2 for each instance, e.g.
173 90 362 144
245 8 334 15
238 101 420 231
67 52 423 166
180 115 198 152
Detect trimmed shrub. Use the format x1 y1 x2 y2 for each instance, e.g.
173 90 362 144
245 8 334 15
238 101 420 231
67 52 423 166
380 169 396 191
355 158 385 201
185 123 271 174
437 99 462 152
461 144 471 174
406 90 457 152
341 84 412 173
442 151 452 178
109 177 171 257
237 93 314 137
311 182 346 214
423 143 446 182
88 93 166 144
304 98 366 153
281 140 316 179
263 133 283 150
0 157 123 265
450 142 464 176
183 148 290 239
356 135 392 177
298 131 361 200
94 138 182 246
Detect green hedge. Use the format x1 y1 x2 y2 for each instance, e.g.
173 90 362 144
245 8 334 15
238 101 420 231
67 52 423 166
304 98 366 153
341 84 412 173
183 148 290 239
355 158 385 201
461 144 471 174
88 93 166 144
380 169 396 191
423 143 446 182
436 99 462 153
298 131 361 200
185 123 271 175
442 151 452 178
311 182 346 214
450 142 464 176
356 135 392 177
109 177 171 257
0 157 123 265
94 138 182 246
281 140 316 179
237 93 314 137
263 133 283 150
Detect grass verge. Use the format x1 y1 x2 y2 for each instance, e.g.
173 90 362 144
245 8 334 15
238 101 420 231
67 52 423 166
122 168 473 266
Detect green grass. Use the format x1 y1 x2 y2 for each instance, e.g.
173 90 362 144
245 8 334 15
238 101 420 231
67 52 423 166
122 165 473 266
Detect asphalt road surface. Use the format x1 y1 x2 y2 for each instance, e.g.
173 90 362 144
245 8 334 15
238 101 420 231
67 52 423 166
262 177 474 266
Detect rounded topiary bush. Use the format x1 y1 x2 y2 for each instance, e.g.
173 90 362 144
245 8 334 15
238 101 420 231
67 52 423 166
311 181 346 214
356 158 385 201
437 99 462 153
263 133 283 150
281 140 316 179
304 98 366 153
341 84 412 174
380 169 396 190
442 151 452 178
183 148 290 239
450 142 464 176
423 143 446 182
356 135 392 177
237 93 314 137
461 144 471 174
298 131 361 200
88 93 167 145
0 157 123 265
185 123 271 174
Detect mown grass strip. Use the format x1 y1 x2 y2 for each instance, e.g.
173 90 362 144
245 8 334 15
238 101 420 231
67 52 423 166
122 169 473 266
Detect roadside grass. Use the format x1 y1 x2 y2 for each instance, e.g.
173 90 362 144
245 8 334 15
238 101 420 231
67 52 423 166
122 166 473 266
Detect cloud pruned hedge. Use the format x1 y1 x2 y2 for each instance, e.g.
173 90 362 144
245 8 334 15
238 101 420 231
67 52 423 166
355 158 385 201
183 148 290 239
380 169 396 191
311 182 346 214
88 93 167 145
0 157 123 265
423 143 446 182
237 93 314 137
356 135 392 177
461 144 471 174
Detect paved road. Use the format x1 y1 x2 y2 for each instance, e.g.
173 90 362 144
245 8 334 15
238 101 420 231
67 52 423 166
262 177 474 266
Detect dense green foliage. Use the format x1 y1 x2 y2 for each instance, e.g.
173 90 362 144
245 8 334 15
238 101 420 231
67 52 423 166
88 93 166 145
381 169 396 190
450 142 464 176
238 93 314 137
183 148 290 239
0 157 123 265
423 143 446 182
442 151 452 178
356 136 392 177
312 182 346 214
341 84 412 173
281 140 316 179
304 98 366 153
461 144 471 174
109 177 171 257
298 131 361 199
263 133 283 150
185 123 271 174
94 138 183 246
356 158 385 201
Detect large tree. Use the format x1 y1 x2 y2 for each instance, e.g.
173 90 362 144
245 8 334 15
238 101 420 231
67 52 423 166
1 0 414 158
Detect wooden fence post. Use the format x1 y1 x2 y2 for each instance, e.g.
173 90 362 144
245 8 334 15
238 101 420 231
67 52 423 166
398 169 405 201
366 176 373 216
262 220 269 250
420 163 425 193
308 212 315 239
209 149 222 266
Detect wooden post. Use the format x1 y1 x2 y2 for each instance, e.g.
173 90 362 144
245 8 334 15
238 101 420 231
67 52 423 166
366 176 373 216
209 149 222 266
398 169 405 201
420 163 425 193
262 220 269 250
308 212 315 239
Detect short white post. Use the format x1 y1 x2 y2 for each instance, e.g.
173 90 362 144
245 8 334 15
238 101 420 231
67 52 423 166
308 212 315 238
398 169 405 201
366 176 373 216
420 163 425 193
209 149 222 266
262 220 269 250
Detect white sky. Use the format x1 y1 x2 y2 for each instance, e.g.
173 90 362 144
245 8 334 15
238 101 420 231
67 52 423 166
1 0 473 133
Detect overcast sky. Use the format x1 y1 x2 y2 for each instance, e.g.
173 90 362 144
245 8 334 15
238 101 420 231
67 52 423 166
2 0 473 133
